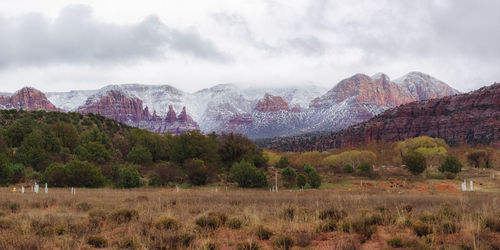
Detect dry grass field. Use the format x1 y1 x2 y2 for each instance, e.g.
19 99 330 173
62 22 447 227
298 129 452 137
1 181 500 250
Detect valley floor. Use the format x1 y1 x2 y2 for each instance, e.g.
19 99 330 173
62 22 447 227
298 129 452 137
1 177 500 250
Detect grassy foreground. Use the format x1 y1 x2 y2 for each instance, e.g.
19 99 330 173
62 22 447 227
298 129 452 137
1 185 500 249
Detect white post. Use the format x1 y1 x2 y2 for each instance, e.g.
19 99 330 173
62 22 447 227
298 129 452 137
21 186 24 194
461 181 466 192
45 183 48 194
215 186 218 192
470 180 473 191
34 183 39 193
176 185 179 193
275 172 278 192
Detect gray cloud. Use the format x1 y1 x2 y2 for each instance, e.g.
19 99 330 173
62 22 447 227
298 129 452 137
287 36 326 56
0 4 229 68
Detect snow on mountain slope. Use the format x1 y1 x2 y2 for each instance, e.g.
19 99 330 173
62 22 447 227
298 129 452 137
24 71 459 138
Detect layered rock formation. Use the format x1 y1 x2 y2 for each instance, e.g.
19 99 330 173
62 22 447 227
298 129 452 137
254 93 290 112
142 105 200 134
78 90 150 123
0 87 58 111
77 90 199 134
3 71 461 138
260 83 500 151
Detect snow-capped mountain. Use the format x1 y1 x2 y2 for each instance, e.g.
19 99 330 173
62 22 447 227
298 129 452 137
5 71 459 138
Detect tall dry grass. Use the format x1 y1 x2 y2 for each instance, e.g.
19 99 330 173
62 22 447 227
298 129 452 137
0 187 499 249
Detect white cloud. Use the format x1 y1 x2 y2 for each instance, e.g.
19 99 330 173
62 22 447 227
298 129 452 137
0 0 498 93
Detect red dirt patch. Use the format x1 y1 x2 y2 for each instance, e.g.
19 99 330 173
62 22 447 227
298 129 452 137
434 183 460 194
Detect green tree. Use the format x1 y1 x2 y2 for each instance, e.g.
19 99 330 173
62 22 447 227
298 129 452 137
66 160 106 187
217 133 268 168
439 155 463 174
403 151 427 175
52 122 79 151
277 156 290 168
308 171 322 188
9 163 25 183
230 161 268 188
17 130 49 171
76 142 112 164
184 159 209 186
343 164 354 173
5 118 34 147
281 167 297 188
81 126 112 149
116 167 141 188
304 164 315 175
303 164 321 188
357 162 373 173
0 163 12 186
169 131 220 166
43 163 69 187
296 173 307 188
127 145 153 165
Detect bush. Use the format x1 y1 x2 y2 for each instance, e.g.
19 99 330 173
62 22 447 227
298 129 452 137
42 164 68 187
273 235 294 250
403 151 427 175
343 164 354 173
317 220 337 232
440 221 458 234
184 159 209 186
196 216 220 230
87 235 108 248
236 241 260 250
0 163 12 186
8 163 25 183
303 164 315 175
127 145 153 165
116 167 141 188
280 167 296 188
255 225 273 240
67 160 106 187
230 161 268 188
110 208 138 223
356 162 372 173
281 206 295 221
439 155 463 173
154 216 180 230
413 221 433 237
319 208 347 221
296 173 307 188
228 218 243 229
277 156 289 168
352 220 377 241
485 217 500 232
387 237 404 248
308 171 322 188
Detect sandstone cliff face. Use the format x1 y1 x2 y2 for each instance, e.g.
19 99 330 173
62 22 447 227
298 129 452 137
0 87 58 111
144 106 200 134
254 93 290 112
261 83 500 151
310 73 429 109
78 90 149 123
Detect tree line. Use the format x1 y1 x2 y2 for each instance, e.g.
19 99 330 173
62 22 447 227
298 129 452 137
0 110 324 189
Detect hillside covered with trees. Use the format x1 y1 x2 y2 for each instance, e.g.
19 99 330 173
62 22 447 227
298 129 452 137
0 110 272 188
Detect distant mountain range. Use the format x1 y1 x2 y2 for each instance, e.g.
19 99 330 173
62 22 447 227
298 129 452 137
0 71 460 138
258 82 500 151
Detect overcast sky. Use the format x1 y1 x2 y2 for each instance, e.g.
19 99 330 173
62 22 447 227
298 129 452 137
0 0 498 93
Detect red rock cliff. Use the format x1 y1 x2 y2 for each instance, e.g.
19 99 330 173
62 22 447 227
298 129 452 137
78 90 150 123
0 87 58 111
254 93 290 112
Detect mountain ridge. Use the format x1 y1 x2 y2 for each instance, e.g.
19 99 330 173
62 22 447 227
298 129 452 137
1 71 460 138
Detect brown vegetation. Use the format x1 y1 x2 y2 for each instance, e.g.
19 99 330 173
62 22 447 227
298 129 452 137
1 187 499 249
